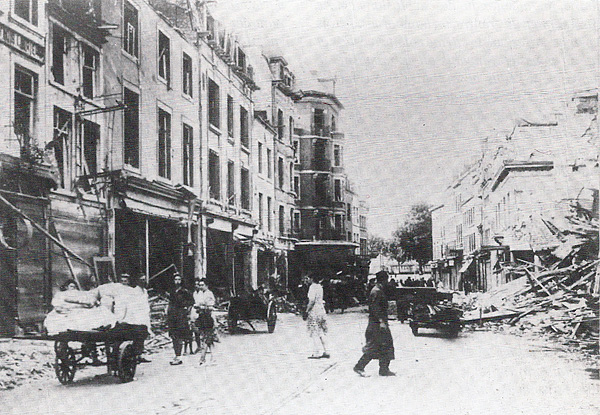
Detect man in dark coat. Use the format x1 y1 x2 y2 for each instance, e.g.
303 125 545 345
353 270 395 377
166 272 194 365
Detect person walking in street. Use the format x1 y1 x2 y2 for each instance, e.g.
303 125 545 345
353 270 396 377
191 278 218 365
166 272 194 365
306 273 330 359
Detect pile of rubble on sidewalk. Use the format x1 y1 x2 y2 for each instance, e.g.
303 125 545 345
460 200 599 356
0 339 55 390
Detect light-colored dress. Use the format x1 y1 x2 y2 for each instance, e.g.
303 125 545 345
307 282 327 336
44 290 117 335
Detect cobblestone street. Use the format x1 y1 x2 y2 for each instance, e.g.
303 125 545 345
1 312 597 415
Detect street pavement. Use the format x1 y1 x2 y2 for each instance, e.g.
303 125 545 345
1 311 598 415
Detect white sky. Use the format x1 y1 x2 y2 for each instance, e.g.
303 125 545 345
211 0 598 238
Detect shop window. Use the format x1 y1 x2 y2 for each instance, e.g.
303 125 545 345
158 31 171 86
241 167 250 210
208 150 220 200
182 52 193 97
123 88 139 168
158 108 171 179
208 79 220 129
183 124 193 186
123 1 138 57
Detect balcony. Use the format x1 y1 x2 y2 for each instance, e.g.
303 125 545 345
311 125 331 137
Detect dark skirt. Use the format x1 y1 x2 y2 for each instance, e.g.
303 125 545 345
362 320 395 361
193 311 217 347
167 309 191 340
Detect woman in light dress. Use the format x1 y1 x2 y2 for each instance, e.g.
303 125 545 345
306 273 330 359
44 279 116 335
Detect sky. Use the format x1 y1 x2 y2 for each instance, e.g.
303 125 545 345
210 0 598 238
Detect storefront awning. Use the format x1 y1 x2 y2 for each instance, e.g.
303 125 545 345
459 258 473 273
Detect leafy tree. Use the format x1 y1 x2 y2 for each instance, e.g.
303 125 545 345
366 235 390 257
391 203 432 270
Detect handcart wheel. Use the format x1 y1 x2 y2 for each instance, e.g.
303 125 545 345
117 341 137 383
55 343 77 385
266 301 277 333
410 322 419 336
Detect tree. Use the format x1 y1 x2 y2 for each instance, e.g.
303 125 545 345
391 203 433 271
366 235 390 257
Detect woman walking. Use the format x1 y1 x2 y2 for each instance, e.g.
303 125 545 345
166 272 194 365
306 273 330 359
192 278 218 365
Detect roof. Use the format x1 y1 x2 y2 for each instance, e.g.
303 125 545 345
294 90 344 109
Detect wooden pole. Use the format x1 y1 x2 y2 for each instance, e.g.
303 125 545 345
50 222 82 290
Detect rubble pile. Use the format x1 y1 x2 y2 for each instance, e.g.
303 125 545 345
0 340 54 390
463 201 599 355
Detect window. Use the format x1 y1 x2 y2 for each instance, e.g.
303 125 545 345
313 108 325 135
237 47 246 71
293 211 301 232
278 157 284 189
182 53 193 96
227 160 235 205
335 214 342 232
258 193 264 229
81 120 100 177
241 167 250 210
258 142 263 174
277 109 284 140
456 224 463 246
289 116 294 143
53 107 72 188
123 88 139 168
123 1 138 57
293 140 299 163
290 208 294 235
208 150 220 200
331 115 336 132
315 174 328 205
289 163 294 192
240 106 249 148
208 79 220 128
227 95 234 137
294 176 299 196
158 108 171 179
14 67 37 149
334 179 342 201
158 31 171 85
267 197 272 232
267 148 272 179
82 45 98 99
183 124 194 186
279 205 285 236
14 0 38 26
334 144 341 167
51 25 66 84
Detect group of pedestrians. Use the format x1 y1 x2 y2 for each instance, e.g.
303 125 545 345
166 272 217 366
303 270 396 377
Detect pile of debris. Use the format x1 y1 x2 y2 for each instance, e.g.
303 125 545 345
463 200 599 355
0 339 54 390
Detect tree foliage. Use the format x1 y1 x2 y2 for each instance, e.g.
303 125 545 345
391 203 433 268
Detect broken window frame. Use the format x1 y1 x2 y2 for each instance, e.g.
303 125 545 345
82 44 99 99
157 108 171 179
158 31 171 86
14 66 37 150
123 0 139 58
182 123 194 187
53 106 73 189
